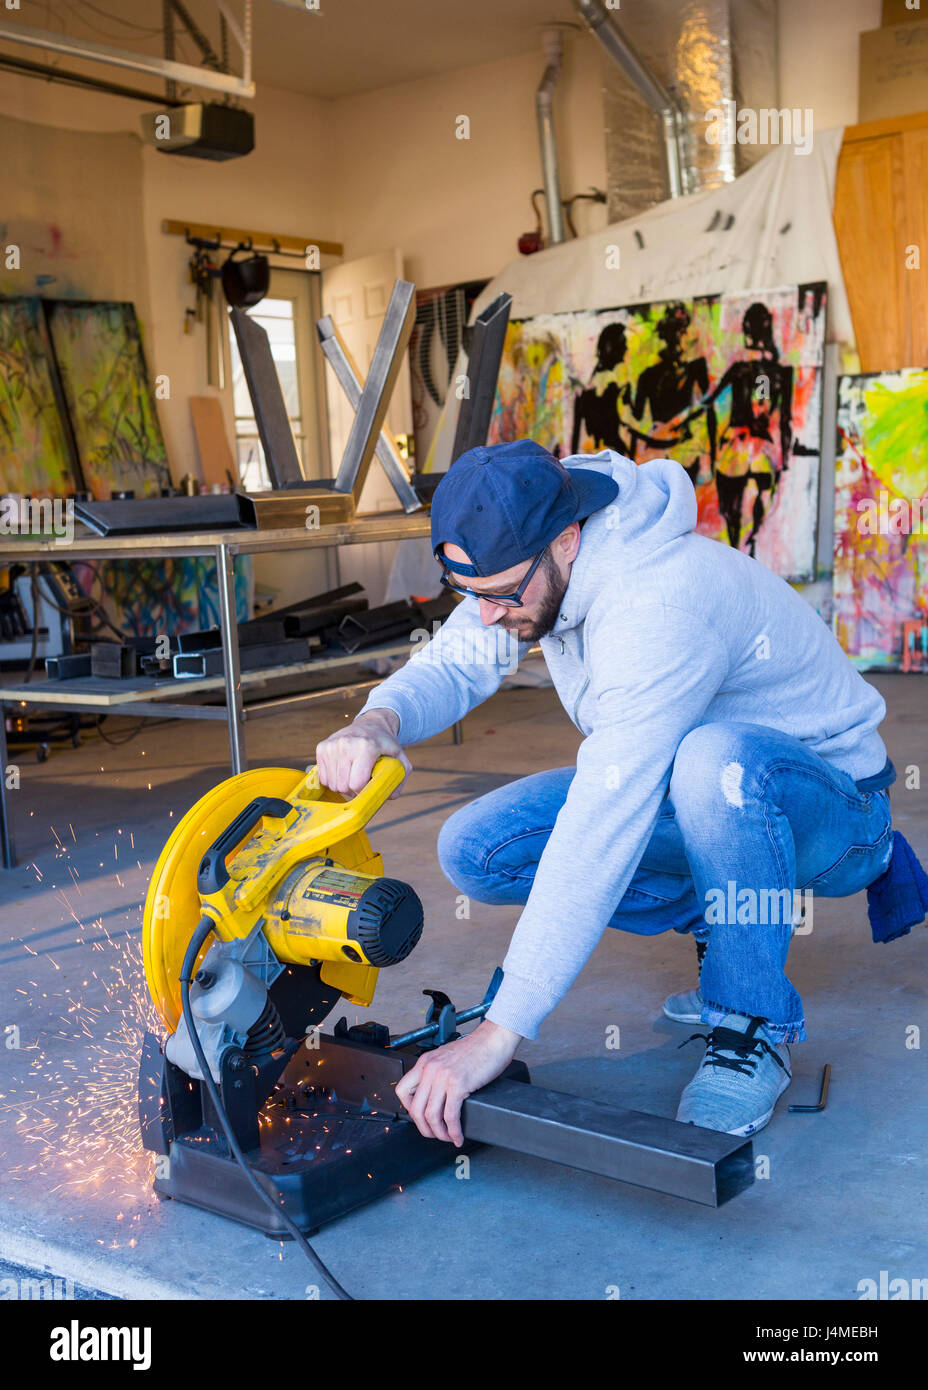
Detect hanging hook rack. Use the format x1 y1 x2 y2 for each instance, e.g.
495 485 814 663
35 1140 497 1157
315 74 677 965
164 219 343 259
185 230 223 253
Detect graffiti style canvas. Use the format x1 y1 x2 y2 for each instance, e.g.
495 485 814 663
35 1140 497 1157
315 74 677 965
833 370 928 670
46 301 170 498
489 283 826 582
0 297 79 496
73 556 252 640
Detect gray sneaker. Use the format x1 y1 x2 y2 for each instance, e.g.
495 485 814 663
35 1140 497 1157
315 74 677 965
676 1013 792 1137
663 925 799 1029
663 986 703 1024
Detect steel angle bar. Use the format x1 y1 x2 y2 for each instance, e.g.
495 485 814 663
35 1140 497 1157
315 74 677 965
229 309 305 488
317 316 421 512
450 292 512 463
333 280 416 496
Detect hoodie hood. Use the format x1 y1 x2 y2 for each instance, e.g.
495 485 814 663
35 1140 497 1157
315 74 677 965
555 449 698 631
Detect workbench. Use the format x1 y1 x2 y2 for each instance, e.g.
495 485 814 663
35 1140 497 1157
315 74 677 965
0 511 436 868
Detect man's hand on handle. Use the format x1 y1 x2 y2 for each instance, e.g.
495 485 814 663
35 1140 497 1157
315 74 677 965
394 1020 522 1145
315 708 411 799
317 708 520 1140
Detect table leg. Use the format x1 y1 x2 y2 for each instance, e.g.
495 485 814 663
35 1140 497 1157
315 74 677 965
0 704 17 868
216 543 246 775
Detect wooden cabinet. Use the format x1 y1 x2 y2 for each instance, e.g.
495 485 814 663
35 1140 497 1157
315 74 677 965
834 111 928 370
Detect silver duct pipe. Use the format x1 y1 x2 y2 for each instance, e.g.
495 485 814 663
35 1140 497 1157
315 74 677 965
535 28 565 245
573 0 684 200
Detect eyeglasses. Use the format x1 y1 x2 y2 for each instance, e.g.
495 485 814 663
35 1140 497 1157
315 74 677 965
439 546 548 608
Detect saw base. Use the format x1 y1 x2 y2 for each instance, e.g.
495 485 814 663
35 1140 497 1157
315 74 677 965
155 1104 471 1237
146 1029 530 1236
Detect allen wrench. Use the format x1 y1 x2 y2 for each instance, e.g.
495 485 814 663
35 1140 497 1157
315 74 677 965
788 1062 831 1113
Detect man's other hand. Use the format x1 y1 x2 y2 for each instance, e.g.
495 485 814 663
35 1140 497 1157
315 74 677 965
394 1019 522 1145
315 709 411 798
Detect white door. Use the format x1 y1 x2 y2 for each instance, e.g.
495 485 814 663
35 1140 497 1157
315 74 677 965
321 249 413 604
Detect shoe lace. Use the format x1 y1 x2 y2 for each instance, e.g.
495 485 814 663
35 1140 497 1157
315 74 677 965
679 1018 789 1078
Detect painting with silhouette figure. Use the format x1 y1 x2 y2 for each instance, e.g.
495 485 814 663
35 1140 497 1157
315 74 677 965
833 369 928 671
488 283 826 582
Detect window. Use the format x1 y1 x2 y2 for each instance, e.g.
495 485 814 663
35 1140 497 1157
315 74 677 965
228 268 328 492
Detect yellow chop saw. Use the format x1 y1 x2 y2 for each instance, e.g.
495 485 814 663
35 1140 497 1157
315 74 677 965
139 758 754 1297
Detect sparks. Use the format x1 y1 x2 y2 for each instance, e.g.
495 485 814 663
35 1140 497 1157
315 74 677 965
5 926 165 1201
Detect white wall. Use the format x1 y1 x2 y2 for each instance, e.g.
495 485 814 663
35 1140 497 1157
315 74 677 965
330 32 610 288
777 0 882 129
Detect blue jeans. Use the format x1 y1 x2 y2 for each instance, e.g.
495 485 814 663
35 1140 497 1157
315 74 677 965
437 722 894 1042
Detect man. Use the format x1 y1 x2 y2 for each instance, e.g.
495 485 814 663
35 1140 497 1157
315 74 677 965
631 301 714 484
570 322 634 456
701 301 793 554
315 439 911 1148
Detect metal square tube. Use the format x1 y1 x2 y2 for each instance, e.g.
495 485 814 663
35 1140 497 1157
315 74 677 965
462 1078 753 1206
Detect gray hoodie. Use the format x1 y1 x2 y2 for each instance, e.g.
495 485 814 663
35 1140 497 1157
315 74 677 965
360 450 887 1038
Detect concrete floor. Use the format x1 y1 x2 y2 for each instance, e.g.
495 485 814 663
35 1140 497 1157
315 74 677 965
0 672 926 1301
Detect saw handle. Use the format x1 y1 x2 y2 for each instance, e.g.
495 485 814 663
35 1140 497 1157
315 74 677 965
197 795 293 894
305 754 407 825
197 757 407 914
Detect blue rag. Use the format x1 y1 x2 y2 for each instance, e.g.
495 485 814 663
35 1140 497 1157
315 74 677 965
866 832 928 943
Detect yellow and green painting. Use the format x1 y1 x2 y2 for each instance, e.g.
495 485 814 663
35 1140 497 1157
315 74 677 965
0 297 79 496
834 369 928 670
47 301 170 498
489 283 826 583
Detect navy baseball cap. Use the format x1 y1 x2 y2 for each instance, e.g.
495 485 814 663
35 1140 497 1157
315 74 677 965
431 440 619 577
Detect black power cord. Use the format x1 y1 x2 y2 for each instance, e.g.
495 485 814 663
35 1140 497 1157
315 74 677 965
94 715 148 746
178 917 353 1301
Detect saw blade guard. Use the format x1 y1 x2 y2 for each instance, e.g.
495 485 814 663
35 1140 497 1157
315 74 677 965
143 757 414 1031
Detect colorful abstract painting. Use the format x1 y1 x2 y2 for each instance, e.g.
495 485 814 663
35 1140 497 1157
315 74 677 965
489 283 826 582
72 556 252 640
0 297 79 496
833 370 928 671
46 301 170 498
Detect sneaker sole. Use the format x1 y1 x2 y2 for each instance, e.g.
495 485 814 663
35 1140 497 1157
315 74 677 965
724 1071 792 1138
662 1002 702 1024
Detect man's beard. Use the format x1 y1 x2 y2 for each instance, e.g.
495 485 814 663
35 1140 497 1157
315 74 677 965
498 551 569 642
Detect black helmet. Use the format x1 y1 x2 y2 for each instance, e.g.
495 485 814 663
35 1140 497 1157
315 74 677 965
221 246 270 307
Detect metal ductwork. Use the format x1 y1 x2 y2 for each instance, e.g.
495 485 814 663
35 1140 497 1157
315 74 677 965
573 0 685 202
574 0 778 223
536 28 566 246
